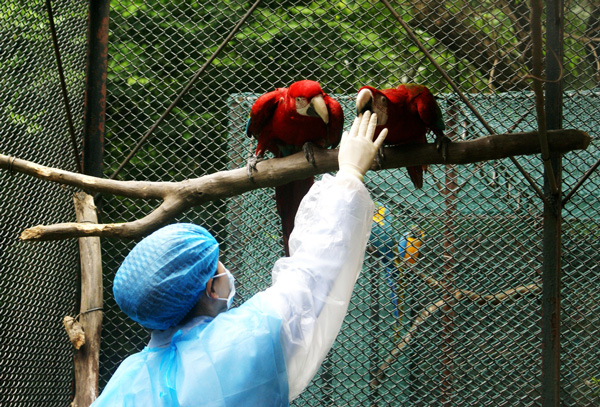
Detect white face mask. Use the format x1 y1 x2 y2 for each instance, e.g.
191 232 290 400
210 267 236 309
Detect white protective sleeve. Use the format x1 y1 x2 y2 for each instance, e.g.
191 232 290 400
260 172 375 400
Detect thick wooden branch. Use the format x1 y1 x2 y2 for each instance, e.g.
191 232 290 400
0 129 590 241
20 195 189 241
72 192 103 407
0 156 176 199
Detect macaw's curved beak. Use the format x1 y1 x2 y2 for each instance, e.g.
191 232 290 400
306 94 329 124
356 88 373 116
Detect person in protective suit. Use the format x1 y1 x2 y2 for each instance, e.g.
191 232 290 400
92 111 388 406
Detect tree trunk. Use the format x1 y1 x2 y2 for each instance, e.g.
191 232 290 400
72 192 103 407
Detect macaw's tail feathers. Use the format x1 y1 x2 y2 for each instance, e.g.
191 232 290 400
275 177 314 256
407 165 426 189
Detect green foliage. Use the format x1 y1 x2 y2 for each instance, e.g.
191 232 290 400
98 0 600 254
591 377 600 396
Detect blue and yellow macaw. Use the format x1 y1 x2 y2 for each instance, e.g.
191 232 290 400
371 203 424 337
396 226 425 266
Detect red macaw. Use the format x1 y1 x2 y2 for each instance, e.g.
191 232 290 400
356 83 448 189
247 79 344 255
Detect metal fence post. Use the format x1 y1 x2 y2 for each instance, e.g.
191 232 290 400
541 0 563 405
82 0 109 179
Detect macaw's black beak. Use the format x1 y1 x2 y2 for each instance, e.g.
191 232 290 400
357 99 372 115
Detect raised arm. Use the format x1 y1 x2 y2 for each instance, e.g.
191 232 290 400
260 112 387 399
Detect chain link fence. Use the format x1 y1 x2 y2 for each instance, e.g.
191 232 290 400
1 1 599 405
0 1 87 404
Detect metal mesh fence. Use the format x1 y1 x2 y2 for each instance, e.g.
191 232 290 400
0 1 87 405
1 0 599 406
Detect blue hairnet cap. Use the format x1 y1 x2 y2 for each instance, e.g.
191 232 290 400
113 223 219 330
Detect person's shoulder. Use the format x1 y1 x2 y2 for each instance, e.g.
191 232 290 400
221 291 280 321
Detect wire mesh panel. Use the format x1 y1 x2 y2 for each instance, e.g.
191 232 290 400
0 1 88 405
99 1 600 406
1 0 599 406
560 7 600 403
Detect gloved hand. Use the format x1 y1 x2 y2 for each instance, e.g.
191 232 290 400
338 110 388 181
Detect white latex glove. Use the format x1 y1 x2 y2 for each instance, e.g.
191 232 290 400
338 110 388 181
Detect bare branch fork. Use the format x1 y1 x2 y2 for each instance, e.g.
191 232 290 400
0 129 589 241
369 268 542 390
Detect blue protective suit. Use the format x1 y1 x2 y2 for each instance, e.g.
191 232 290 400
92 173 374 406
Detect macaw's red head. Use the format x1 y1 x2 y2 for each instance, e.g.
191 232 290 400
287 80 329 124
356 85 389 126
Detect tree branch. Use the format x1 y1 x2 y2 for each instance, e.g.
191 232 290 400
369 275 542 389
407 0 530 91
0 129 590 241
72 192 103 407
